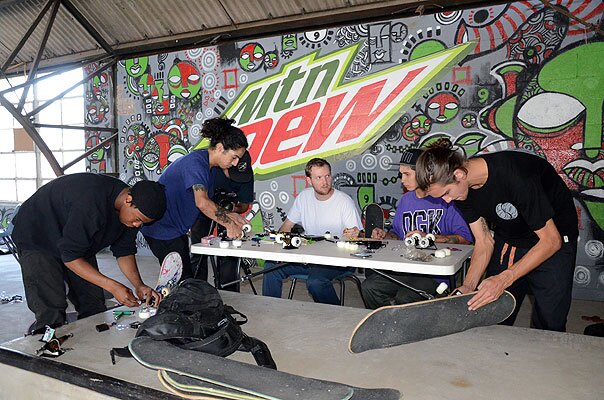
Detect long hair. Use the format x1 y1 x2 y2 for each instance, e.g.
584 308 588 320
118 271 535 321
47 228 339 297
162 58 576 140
415 139 467 190
201 117 248 151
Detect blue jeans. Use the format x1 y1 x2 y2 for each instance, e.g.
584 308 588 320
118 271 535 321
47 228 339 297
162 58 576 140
262 262 353 305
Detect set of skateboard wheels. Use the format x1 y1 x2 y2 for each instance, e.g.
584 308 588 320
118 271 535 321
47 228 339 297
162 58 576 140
336 241 360 251
274 233 302 248
434 248 452 258
404 233 436 248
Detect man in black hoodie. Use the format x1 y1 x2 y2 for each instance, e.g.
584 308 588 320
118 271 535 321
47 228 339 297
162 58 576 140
12 173 166 334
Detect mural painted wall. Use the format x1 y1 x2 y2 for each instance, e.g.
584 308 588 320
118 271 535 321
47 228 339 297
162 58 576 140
84 63 115 174
114 1 604 300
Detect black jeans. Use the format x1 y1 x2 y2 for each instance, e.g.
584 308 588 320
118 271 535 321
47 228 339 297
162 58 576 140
190 216 240 292
489 239 577 332
19 249 106 332
144 234 193 280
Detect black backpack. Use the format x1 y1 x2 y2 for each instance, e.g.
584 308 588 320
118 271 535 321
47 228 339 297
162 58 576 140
136 278 276 369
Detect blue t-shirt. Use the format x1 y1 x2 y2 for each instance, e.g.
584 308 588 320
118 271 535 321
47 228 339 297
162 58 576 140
391 191 473 243
141 150 215 240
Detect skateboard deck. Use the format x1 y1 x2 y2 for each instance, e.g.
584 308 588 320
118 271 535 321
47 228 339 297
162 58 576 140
129 336 401 400
364 203 384 239
155 252 183 297
349 290 516 353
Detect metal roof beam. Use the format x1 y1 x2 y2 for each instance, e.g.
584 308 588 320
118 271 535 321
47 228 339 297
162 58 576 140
25 58 115 119
17 0 61 112
0 95 63 176
0 0 54 74
60 0 114 55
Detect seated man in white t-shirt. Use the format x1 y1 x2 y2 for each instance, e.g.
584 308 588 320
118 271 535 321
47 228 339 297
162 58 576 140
262 158 363 305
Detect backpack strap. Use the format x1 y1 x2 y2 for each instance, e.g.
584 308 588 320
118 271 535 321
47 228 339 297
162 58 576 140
224 304 248 325
239 334 277 369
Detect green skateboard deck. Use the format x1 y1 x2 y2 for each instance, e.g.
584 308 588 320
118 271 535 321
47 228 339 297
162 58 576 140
130 337 400 400
349 291 516 353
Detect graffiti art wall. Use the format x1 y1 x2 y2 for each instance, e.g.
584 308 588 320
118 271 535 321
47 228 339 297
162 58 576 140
114 1 604 300
84 63 115 174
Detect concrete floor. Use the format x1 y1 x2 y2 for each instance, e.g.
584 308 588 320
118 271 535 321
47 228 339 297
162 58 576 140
0 251 603 344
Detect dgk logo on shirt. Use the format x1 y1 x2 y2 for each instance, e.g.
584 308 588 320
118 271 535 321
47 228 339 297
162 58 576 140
496 203 518 220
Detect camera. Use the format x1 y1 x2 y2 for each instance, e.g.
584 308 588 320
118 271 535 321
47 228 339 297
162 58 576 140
213 188 238 211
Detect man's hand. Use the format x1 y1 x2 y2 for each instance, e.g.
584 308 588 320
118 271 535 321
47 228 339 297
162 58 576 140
343 227 361 239
371 228 386 240
110 282 140 307
467 270 514 311
135 285 161 306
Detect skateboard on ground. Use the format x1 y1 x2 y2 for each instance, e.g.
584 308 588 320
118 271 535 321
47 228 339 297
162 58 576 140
363 203 384 239
154 252 183 297
349 290 516 353
129 336 401 400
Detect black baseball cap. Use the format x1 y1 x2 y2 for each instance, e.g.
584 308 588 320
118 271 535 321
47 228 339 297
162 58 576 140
388 148 423 167
229 151 253 183
130 180 166 220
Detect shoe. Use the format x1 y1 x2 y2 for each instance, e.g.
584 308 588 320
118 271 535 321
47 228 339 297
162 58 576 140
26 321 64 336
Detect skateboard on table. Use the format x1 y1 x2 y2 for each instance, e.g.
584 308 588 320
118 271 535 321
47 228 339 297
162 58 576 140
129 336 401 400
154 252 183 297
363 203 384 239
349 290 516 353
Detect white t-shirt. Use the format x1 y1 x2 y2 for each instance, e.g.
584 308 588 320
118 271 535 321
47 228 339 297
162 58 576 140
287 188 363 236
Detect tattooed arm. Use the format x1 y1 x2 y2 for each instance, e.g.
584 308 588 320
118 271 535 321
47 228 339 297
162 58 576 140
193 184 248 238
435 234 471 245
457 217 494 294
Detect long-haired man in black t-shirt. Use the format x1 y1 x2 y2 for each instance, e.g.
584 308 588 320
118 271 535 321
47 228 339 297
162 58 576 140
12 174 167 335
416 139 578 332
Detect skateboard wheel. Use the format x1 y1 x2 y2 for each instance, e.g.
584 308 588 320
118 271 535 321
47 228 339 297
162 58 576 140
404 237 415 246
436 282 448 295
242 224 252 234
443 248 452 256
434 249 446 258
290 236 302 248
349 243 359 251
324 232 332 240
426 233 436 241
419 237 430 248
219 241 229 249
336 241 346 248
232 239 242 248
411 232 422 240
139 309 151 319
275 234 284 244
161 287 171 297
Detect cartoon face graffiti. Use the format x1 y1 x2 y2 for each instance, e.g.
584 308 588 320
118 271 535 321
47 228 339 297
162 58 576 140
125 57 149 78
239 43 265 72
484 42 604 230
402 115 432 140
86 98 109 125
124 123 148 160
426 92 460 123
167 60 201 100
264 51 279 69
91 73 108 100
515 44 603 209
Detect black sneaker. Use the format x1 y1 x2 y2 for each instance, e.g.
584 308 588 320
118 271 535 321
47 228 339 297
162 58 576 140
26 321 64 336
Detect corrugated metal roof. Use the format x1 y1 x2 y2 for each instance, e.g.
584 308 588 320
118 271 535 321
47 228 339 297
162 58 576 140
0 0 510 75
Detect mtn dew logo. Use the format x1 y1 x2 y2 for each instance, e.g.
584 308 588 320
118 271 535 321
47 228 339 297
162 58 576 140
205 42 475 179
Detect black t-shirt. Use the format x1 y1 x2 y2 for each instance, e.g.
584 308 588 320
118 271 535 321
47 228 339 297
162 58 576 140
213 167 254 204
455 151 578 248
12 173 138 262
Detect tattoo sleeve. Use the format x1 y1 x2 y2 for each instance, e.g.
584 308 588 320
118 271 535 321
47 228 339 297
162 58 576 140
192 184 208 192
445 236 460 244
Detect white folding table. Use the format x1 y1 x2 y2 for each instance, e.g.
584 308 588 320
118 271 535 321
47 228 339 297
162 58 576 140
191 239 473 296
